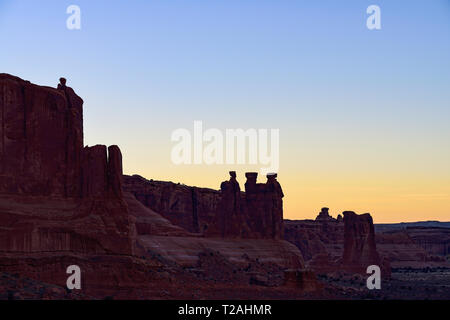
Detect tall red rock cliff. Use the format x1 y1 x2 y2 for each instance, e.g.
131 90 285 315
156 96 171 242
0 74 124 200
0 74 135 256
0 74 83 197
341 211 390 277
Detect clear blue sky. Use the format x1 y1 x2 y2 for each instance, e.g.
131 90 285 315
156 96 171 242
1 0 449 221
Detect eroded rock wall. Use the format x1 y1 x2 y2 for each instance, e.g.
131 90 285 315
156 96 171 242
0 74 83 197
124 172 285 239
0 74 134 256
341 211 390 276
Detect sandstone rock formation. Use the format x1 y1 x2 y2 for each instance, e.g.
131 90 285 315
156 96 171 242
315 207 335 222
287 212 448 273
342 212 379 265
0 74 135 256
124 171 285 239
206 171 250 238
0 74 316 298
245 172 284 239
284 209 344 261
0 74 82 197
0 74 125 201
123 174 220 233
341 211 390 277
81 144 124 198
285 209 392 277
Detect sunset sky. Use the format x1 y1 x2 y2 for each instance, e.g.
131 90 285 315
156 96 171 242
1 0 449 222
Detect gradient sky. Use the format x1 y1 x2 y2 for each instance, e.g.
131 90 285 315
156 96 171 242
1 0 449 222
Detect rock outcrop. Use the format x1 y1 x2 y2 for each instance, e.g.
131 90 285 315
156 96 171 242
123 174 220 233
342 212 379 267
0 74 125 201
243 172 284 239
0 74 135 256
341 211 390 277
286 213 449 273
124 171 285 239
206 171 250 238
284 209 344 274
0 74 83 197
81 144 124 198
0 74 316 298
284 217 344 261
285 209 391 277
315 207 335 222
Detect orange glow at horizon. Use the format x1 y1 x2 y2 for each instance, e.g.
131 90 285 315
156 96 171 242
118 124 450 224
123 161 450 224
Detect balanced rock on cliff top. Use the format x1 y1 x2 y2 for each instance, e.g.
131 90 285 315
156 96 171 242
315 207 336 222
